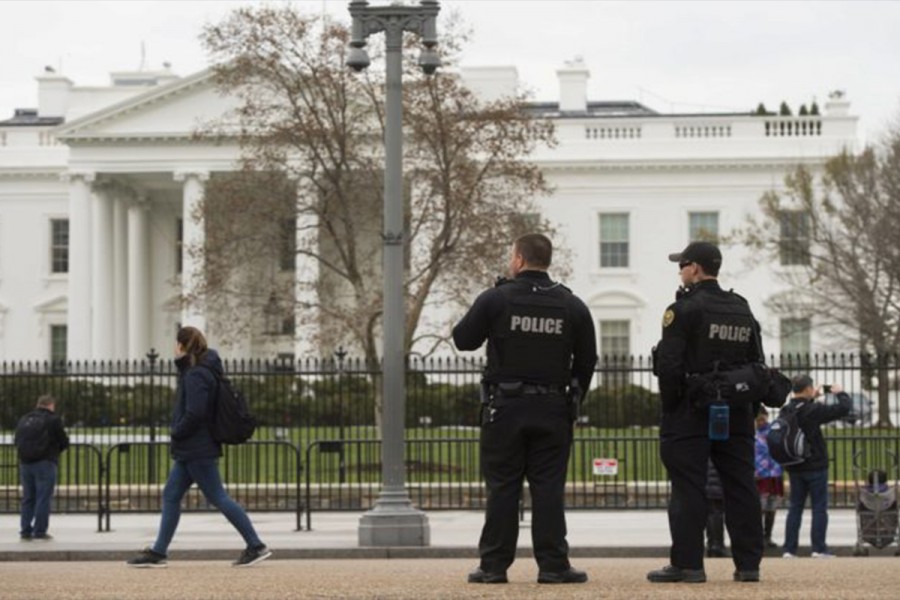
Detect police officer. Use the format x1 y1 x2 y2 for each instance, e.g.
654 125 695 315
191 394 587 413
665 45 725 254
647 241 765 584
453 233 597 585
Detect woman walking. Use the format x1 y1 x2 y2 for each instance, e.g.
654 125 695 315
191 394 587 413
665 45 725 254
127 327 271 568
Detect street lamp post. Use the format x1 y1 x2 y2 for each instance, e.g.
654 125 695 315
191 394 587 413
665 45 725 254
334 346 347 484
347 0 439 547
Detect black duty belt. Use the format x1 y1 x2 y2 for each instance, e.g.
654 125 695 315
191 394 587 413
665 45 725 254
519 384 567 395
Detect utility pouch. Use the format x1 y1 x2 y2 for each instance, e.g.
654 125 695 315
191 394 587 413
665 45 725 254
496 382 524 397
567 378 582 423
480 382 492 405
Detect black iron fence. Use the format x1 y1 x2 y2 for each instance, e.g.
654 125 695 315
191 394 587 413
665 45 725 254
1 353 899 526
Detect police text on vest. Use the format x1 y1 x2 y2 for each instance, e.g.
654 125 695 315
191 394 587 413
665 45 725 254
708 324 751 342
510 316 564 334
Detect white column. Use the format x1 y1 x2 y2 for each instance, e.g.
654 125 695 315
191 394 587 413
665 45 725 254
113 195 129 357
294 183 319 358
174 170 209 332
127 198 150 360
91 186 114 359
65 171 95 362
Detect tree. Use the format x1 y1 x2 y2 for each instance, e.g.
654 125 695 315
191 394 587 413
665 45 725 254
779 101 792 116
195 7 556 423
798 104 809 116
734 127 900 427
755 102 768 116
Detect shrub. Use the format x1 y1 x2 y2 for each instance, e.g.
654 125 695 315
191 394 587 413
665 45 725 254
582 384 660 428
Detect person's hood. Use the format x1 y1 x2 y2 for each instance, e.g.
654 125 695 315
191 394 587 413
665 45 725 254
175 348 224 375
199 348 224 375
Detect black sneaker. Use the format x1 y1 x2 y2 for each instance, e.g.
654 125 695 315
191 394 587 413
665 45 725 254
467 567 508 584
19 533 32 542
31 533 53 542
127 547 167 568
233 545 272 567
647 565 707 583
733 570 760 582
538 567 588 584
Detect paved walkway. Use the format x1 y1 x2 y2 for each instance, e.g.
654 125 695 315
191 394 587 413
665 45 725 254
0 509 882 561
3 557 900 599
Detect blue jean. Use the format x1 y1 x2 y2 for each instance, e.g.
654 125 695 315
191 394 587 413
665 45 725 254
20 460 58 537
783 468 830 554
152 458 263 556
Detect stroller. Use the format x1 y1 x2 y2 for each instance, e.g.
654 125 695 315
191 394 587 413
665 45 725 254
852 450 900 556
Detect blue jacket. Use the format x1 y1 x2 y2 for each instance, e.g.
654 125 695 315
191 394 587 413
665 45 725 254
170 349 223 461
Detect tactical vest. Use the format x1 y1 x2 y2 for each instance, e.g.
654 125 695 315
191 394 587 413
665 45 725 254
487 279 574 384
693 292 756 370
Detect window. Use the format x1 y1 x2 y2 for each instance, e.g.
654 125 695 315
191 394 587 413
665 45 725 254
779 210 810 266
176 219 183 274
279 218 296 272
50 325 67 370
281 315 296 336
689 211 719 242
50 219 69 274
599 213 629 268
780 318 811 360
599 320 630 385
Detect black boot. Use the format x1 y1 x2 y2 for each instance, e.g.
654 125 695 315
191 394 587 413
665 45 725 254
763 510 778 548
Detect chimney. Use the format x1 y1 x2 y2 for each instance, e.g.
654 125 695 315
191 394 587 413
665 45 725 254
824 90 850 117
459 66 519 102
36 68 73 118
557 56 589 113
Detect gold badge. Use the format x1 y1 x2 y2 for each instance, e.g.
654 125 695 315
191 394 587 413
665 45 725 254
662 309 675 328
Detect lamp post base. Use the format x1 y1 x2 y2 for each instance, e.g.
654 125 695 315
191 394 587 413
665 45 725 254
358 490 431 547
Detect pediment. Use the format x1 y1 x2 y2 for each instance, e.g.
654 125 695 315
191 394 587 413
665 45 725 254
55 69 240 142
588 290 646 309
33 294 67 313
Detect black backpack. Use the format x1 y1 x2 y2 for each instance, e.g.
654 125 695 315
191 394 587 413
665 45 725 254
15 411 52 462
766 403 809 466
199 365 257 445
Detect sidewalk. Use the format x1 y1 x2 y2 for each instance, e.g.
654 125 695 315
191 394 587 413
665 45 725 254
0 509 874 562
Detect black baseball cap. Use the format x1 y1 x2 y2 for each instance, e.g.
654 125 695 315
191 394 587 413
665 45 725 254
791 374 814 393
668 241 722 275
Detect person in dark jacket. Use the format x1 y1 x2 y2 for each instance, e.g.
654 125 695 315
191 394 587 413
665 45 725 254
781 374 851 559
15 395 69 541
453 233 597 585
127 326 270 568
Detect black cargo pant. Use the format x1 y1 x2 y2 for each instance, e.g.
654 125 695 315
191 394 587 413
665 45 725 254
478 389 573 573
661 435 763 571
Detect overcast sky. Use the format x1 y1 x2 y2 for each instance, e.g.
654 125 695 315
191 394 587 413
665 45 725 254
2 0 899 144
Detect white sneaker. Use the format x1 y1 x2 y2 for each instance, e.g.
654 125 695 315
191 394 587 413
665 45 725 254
782 552 797 558
812 552 835 559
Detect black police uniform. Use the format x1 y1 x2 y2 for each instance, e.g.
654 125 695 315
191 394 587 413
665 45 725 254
453 270 597 576
654 279 765 575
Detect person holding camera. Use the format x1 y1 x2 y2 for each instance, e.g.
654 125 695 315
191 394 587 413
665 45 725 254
781 375 851 559
649 241 768 584
453 233 597 585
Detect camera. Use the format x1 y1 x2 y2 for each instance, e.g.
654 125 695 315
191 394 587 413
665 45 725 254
823 384 833 394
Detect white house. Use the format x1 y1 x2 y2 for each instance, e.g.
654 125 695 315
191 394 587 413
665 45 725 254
0 59 857 362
